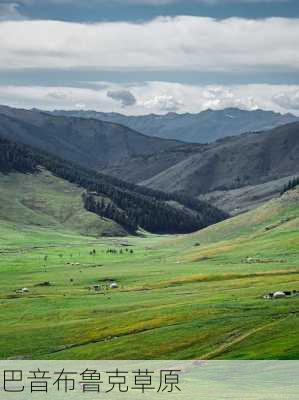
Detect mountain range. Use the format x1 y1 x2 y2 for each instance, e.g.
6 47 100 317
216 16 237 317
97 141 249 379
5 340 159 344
100 122 299 212
0 105 181 171
1 104 299 216
51 107 299 143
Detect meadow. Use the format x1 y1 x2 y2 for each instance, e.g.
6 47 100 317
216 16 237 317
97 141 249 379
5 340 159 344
0 184 298 360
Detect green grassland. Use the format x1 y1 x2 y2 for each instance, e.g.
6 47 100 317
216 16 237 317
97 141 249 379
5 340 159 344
0 170 125 238
0 171 298 360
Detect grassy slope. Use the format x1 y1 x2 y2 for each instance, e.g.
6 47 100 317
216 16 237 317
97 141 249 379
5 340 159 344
0 169 125 237
0 186 298 360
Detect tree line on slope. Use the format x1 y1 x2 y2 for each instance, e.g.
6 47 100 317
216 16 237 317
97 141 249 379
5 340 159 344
281 177 299 195
0 137 36 173
0 136 227 234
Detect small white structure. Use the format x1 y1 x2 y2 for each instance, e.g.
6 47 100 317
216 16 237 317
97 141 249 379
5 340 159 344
273 291 286 299
110 282 118 289
16 288 29 294
263 290 298 300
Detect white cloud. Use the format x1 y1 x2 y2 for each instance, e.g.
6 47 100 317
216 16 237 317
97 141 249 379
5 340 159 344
273 90 299 110
143 95 182 111
0 85 117 110
46 90 68 100
1 82 299 115
0 16 298 72
135 82 269 112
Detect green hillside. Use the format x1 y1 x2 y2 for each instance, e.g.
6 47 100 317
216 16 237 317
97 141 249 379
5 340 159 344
0 185 298 360
0 170 125 237
0 135 227 235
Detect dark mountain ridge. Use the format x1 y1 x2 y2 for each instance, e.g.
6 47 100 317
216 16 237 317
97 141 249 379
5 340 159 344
102 122 299 195
139 122 299 196
0 105 183 171
51 107 299 143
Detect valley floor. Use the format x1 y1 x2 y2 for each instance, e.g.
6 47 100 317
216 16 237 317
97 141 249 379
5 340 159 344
0 189 299 360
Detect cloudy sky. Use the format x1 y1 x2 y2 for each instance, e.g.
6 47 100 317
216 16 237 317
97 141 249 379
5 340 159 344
0 0 299 115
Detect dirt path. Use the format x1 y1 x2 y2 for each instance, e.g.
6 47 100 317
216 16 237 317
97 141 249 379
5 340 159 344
200 315 292 360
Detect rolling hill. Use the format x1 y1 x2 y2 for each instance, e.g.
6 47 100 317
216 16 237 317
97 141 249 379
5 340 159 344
52 107 299 143
0 135 227 235
0 104 183 171
0 181 298 359
0 168 126 237
140 122 299 196
103 122 299 213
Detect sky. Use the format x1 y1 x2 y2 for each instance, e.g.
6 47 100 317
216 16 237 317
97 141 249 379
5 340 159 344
0 0 299 115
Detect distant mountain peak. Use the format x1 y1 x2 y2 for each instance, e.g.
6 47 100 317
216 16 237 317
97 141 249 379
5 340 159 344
49 106 299 144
